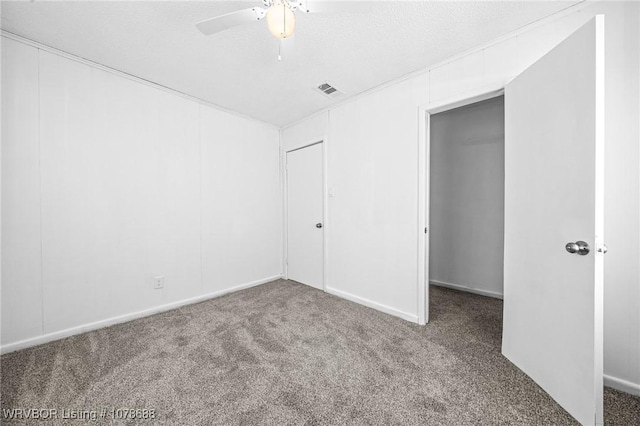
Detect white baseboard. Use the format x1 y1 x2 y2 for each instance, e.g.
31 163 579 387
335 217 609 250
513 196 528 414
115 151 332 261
604 374 640 396
0 275 283 355
325 286 418 323
430 279 503 300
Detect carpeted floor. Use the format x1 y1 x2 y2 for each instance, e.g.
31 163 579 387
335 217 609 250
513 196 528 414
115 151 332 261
1 279 639 425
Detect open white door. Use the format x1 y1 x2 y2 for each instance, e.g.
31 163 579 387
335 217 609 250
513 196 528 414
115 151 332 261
503 16 604 425
286 142 324 290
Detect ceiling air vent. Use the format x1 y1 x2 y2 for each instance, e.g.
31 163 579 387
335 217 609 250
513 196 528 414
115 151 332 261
316 82 343 99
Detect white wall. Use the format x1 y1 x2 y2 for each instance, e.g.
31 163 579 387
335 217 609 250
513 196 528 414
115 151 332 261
1 37 42 343
430 97 505 298
326 76 428 321
1 37 282 352
281 1 640 393
201 107 281 292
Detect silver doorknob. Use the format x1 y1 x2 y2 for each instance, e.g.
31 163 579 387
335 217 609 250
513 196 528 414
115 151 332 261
565 241 590 255
316 223 323 228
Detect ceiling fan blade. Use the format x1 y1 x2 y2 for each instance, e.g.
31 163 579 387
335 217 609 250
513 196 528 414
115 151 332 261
196 7 266 36
295 1 370 14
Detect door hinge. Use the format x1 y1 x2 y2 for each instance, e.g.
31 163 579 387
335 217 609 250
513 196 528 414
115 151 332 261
424 227 428 234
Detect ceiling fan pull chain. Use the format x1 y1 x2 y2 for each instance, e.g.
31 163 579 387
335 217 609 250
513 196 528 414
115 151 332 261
282 1 287 38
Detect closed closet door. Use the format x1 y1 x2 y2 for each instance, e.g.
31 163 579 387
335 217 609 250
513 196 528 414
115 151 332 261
286 143 323 290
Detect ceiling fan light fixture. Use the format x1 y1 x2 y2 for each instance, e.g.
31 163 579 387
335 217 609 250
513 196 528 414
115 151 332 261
266 3 296 39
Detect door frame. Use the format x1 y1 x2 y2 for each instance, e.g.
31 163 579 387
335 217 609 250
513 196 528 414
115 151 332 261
417 87 505 325
282 138 328 291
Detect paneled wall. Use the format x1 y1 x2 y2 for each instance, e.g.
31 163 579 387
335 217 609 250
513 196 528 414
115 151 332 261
1 37 282 351
281 1 640 393
326 76 428 321
1 37 42 343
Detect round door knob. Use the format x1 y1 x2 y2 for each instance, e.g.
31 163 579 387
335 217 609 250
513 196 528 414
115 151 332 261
316 223 323 228
565 241 589 255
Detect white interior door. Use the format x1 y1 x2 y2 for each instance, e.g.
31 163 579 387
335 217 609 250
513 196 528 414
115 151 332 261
286 143 324 289
502 16 604 425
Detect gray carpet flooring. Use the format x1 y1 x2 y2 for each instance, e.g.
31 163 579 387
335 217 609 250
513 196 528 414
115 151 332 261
1 279 639 425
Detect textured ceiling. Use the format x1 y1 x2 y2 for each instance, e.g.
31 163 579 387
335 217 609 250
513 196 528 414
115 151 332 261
1 1 580 126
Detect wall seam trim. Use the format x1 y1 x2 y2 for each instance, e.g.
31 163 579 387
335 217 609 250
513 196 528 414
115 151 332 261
37 47 45 337
198 105 203 294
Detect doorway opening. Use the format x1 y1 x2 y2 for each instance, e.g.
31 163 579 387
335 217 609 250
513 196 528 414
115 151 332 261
429 96 505 305
418 90 505 325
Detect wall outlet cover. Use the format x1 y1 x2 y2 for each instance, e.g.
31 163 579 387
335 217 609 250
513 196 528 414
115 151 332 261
154 276 165 289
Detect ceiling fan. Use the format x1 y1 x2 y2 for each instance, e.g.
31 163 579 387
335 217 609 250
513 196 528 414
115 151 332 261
196 1 361 60
196 0 310 39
